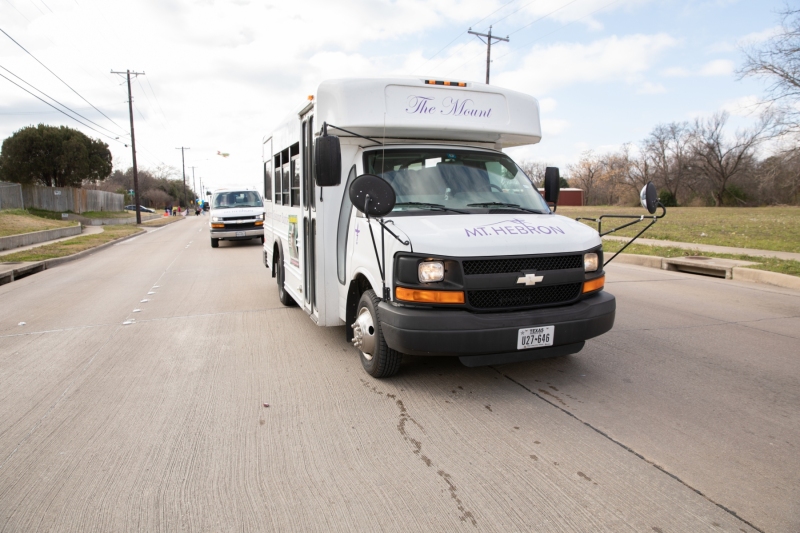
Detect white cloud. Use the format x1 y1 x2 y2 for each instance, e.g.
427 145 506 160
721 95 763 117
738 25 782 46
494 33 678 94
699 59 734 76
542 119 570 136
538 97 558 113
638 82 666 94
663 66 691 77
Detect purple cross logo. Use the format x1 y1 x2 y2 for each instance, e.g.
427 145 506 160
354 226 360 244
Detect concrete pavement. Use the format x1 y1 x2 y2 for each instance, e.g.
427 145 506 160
0 216 797 532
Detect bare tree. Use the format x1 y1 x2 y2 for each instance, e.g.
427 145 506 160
569 151 604 205
517 160 548 187
739 6 800 134
644 122 693 202
690 111 773 206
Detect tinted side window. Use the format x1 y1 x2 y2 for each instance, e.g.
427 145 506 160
337 165 357 285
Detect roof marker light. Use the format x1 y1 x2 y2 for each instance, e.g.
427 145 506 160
424 80 467 87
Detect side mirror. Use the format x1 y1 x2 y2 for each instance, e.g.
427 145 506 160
205 191 212 196
640 182 657 214
544 166 560 204
315 135 341 187
349 174 396 217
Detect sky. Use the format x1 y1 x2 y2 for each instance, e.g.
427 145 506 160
0 0 790 193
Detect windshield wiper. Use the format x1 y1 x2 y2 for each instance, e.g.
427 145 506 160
466 202 546 214
394 202 467 214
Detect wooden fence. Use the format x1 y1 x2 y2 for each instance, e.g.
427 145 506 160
19 185 124 213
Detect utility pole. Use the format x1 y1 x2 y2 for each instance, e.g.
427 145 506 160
468 26 509 85
111 69 145 223
175 147 190 210
188 166 198 205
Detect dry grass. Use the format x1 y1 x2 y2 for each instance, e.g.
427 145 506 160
559 206 800 253
0 225 142 262
0 209 77 237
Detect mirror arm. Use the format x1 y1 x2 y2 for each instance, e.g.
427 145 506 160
324 122 382 145
377 219 410 246
364 195 388 302
600 202 667 266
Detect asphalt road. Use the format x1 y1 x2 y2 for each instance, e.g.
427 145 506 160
0 216 797 532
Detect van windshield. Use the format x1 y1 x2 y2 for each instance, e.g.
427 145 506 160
212 191 263 209
363 148 550 215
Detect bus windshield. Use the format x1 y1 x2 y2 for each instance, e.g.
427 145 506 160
212 191 263 209
363 148 550 215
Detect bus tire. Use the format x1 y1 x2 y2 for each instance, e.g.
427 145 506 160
277 249 296 307
354 289 402 378
211 238 219 248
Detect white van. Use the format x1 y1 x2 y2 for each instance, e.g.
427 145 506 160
209 188 265 248
262 78 622 378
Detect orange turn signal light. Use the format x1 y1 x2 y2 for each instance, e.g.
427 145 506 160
396 287 464 304
255 220 263 226
211 223 224 228
582 275 605 293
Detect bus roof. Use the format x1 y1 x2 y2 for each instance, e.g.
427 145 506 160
315 78 542 148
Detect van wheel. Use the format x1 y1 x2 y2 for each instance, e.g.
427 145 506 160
211 238 219 248
276 250 295 307
260 235 265 244
353 289 402 378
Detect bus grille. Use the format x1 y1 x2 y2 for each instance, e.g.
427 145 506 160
467 283 582 310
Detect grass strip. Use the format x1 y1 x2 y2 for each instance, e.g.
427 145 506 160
560 206 800 253
0 225 143 262
141 216 184 227
603 240 800 277
0 209 76 237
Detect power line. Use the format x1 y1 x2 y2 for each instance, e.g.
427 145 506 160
4 0 32 22
0 69 124 143
495 0 624 61
0 26 127 134
0 64 124 140
445 0 584 76
144 77 169 125
412 0 519 74
507 0 581 36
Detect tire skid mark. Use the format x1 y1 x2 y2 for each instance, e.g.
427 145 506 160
360 379 477 527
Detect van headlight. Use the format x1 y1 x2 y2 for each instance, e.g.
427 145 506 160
255 214 264 220
212 216 220 222
418 261 444 283
584 252 599 272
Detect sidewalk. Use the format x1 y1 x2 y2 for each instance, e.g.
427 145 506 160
603 236 800 261
0 225 104 257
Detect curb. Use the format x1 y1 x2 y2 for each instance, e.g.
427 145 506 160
0 229 145 285
611 253 800 291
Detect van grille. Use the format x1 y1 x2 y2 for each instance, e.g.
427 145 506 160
467 283 582 309
462 255 582 276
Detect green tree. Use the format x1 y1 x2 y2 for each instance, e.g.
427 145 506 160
0 124 112 187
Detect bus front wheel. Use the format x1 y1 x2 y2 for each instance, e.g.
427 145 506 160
353 289 402 378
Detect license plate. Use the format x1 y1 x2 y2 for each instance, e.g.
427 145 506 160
235 231 245 237
517 326 554 350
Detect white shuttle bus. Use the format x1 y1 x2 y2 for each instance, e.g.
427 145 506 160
262 78 618 378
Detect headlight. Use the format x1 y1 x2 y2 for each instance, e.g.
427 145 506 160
212 216 220 222
584 252 599 272
418 261 444 283
255 214 264 220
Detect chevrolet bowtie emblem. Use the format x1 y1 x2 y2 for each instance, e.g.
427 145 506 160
517 273 544 286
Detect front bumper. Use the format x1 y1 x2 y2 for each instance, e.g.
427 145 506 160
210 228 264 240
379 291 615 359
